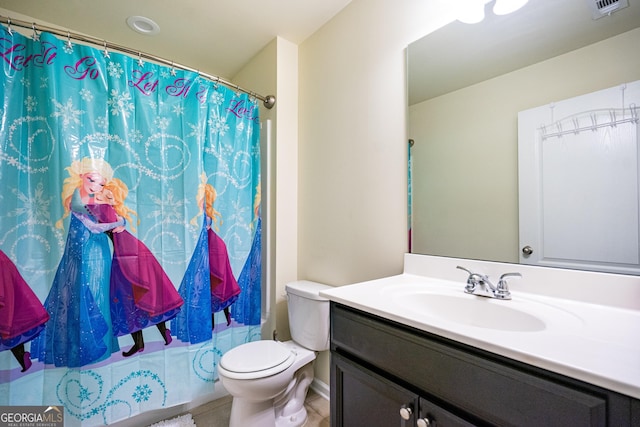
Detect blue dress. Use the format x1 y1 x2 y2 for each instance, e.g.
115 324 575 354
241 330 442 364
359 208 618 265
31 192 120 368
172 214 240 344
172 215 212 344
233 217 261 325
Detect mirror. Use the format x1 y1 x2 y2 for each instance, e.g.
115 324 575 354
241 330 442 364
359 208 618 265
408 0 640 273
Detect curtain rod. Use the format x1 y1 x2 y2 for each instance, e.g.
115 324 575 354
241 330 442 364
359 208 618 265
0 15 276 109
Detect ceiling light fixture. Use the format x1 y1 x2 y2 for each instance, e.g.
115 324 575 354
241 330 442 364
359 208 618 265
456 0 487 24
126 16 160 36
455 0 529 24
493 0 529 15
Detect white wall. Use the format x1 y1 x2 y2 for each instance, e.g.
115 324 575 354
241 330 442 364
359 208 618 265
297 0 454 384
298 0 451 286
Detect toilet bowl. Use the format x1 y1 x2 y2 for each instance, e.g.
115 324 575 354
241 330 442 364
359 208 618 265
217 281 331 427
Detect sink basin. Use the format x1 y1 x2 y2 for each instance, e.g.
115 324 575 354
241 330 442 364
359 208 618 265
403 294 545 331
381 283 584 333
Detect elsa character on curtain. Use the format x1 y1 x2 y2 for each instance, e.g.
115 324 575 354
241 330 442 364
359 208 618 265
232 184 262 326
0 250 50 372
89 179 183 357
30 158 123 368
172 173 241 344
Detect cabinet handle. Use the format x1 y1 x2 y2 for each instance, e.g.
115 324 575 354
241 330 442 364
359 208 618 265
399 404 413 421
417 416 435 427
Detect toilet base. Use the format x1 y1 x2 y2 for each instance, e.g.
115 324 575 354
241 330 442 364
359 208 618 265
275 404 308 427
227 362 314 427
228 399 310 427
229 398 277 427
274 363 313 427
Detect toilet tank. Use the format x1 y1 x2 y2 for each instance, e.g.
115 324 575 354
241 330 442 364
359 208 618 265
285 280 332 352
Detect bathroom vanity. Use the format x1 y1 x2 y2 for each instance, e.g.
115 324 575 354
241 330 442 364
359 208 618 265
321 254 640 426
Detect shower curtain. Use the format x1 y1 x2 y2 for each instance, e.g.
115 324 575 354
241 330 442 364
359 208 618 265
0 25 262 425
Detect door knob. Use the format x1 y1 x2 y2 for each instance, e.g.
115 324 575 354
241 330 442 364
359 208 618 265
522 245 533 256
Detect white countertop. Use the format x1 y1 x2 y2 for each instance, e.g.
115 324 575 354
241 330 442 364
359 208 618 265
320 255 640 400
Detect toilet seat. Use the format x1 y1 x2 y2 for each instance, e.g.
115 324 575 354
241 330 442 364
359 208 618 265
219 340 295 380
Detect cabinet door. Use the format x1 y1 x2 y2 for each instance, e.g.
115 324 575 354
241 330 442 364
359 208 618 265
332 352 419 427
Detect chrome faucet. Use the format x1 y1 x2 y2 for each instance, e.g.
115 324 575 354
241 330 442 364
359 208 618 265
456 266 521 300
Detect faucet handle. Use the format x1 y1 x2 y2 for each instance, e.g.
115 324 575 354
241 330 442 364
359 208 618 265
495 272 521 299
499 272 522 281
456 265 474 275
457 265 481 292
456 266 478 293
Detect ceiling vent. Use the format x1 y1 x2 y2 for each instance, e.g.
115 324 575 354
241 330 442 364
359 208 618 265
588 0 629 19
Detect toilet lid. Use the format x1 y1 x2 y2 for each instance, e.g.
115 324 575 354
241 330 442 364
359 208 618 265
219 341 295 378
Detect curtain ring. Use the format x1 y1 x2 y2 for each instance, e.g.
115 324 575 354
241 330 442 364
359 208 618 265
66 31 72 49
31 23 39 41
137 52 144 67
630 103 638 123
170 61 177 76
6 18 13 35
539 124 547 140
102 40 110 58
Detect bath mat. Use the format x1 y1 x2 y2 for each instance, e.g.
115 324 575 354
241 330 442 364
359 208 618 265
148 413 196 427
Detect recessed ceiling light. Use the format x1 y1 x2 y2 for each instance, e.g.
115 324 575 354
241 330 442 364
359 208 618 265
126 16 160 36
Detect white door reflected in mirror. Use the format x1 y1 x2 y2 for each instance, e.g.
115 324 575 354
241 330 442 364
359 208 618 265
518 80 640 275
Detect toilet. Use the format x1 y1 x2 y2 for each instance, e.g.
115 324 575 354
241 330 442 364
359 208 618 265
217 280 332 427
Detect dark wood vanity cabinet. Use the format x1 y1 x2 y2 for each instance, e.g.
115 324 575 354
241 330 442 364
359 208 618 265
330 303 639 427
333 352 474 426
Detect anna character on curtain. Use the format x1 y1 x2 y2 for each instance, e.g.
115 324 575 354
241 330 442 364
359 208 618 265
89 179 183 357
31 158 123 368
0 250 50 372
172 174 241 344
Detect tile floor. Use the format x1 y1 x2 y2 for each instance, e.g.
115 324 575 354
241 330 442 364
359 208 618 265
189 388 330 426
